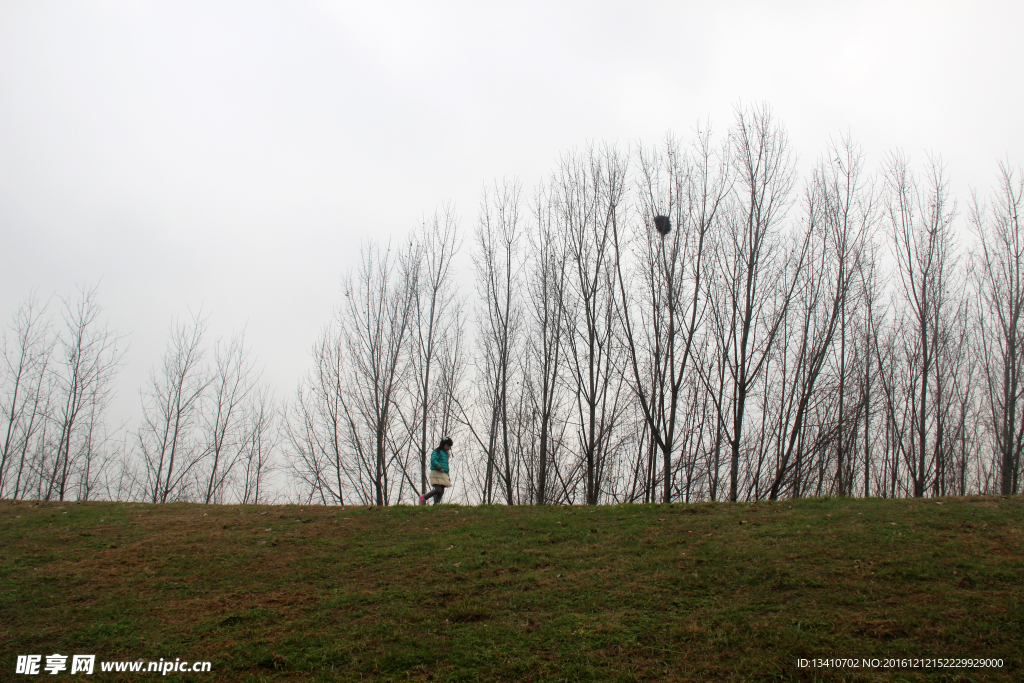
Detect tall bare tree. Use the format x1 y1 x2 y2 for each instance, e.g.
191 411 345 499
237 383 279 505
766 135 874 500
854 234 887 497
341 240 417 505
46 285 125 501
525 181 570 504
971 161 1024 495
201 331 258 503
616 130 730 503
409 206 463 499
285 327 348 505
138 312 209 503
471 179 525 504
0 293 54 499
559 145 629 504
275 110 1013 505
884 152 960 497
710 105 801 502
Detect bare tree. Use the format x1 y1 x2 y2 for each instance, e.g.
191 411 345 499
761 182 837 501
884 152 961 497
935 297 974 495
765 135 874 500
524 181 570 504
96 433 144 502
709 105 801 502
138 312 209 503
341 240 417 505
285 327 348 505
275 111 1010 504
559 145 629 504
409 206 463 499
286 236 419 508
853 235 887 497
45 285 125 501
0 293 54 499
237 383 279 505
471 179 525 504
971 161 1024 495
616 130 730 503
434 308 467 453
199 331 258 503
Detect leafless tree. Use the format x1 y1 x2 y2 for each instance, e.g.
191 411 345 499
425 303 467 500
138 312 209 503
765 135 874 500
971 161 1024 495
286 235 421 508
708 105 801 502
935 298 974 496
45 285 125 501
558 145 629 504
853 235 887 497
237 383 279 504
884 152 961 497
409 206 463 499
823 137 878 496
275 110 1013 505
96 433 144 502
0 293 54 499
285 327 348 505
760 187 836 501
470 179 526 504
616 130 730 503
524 181 570 504
340 240 417 505
200 331 258 503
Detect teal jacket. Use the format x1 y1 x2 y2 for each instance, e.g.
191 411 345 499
429 448 449 474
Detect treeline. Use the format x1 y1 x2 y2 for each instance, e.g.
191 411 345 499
0 286 123 501
3 105 1023 505
0 294 278 504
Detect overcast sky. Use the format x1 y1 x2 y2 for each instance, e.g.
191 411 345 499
2 0 1023 428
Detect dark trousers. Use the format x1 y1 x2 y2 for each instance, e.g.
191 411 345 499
424 484 445 505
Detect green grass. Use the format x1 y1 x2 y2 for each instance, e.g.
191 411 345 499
1 496 1021 682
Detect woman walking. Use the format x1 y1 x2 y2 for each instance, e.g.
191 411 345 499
419 437 453 505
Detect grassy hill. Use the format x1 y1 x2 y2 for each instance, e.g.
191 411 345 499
1 496 1021 682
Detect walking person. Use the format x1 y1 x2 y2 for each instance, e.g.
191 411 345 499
419 437 453 505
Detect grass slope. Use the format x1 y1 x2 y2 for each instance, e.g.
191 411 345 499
1 496 1022 682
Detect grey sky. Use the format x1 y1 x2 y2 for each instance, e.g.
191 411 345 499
2 1 1022 427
